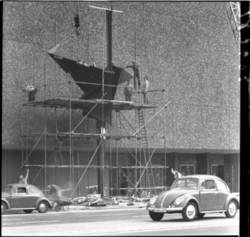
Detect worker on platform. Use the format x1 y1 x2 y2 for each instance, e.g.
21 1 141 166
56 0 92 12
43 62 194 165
19 168 29 184
142 76 149 104
124 79 133 101
24 85 38 102
126 61 141 89
74 14 80 36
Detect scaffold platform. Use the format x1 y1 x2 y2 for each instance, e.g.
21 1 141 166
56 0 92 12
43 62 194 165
23 97 157 111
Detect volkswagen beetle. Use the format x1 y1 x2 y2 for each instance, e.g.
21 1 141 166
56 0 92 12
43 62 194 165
146 175 239 221
2 183 52 214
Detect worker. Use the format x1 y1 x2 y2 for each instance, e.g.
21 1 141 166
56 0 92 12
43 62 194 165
126 61 141 89
19 168 29 184
24 85 38 101
74 14 80 36
142 76 149 104
124 79 133 101
171 168 182 179
47 184 63 200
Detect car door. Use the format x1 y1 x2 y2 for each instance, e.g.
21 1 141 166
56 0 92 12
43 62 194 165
10 186 31 208
215 179 230 210
27 185 43 207
199 179 218 211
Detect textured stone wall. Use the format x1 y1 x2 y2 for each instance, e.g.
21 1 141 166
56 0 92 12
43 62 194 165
2 1 240 151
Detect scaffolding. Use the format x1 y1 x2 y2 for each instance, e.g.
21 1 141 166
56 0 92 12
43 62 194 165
20 4 171 198
21 82 169 197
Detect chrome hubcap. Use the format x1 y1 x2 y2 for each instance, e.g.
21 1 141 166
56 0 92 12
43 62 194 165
1 203 6 213
39 203 47 212
186 205 196 219
228 202 236 216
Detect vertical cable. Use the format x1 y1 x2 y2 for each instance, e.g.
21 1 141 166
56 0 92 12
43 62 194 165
44 53 47 189
135 118 138 195
116 111 119 195
54 15 57 185
54 17 57 96
164 90 167 190
69 78 73 192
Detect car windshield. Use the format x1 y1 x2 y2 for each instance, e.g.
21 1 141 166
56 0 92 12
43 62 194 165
170 178 198 190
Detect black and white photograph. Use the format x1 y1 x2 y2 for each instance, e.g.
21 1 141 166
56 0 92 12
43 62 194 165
2 0 245 236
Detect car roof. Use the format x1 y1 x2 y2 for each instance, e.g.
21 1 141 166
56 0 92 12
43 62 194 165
180 174 222 180
6 183 39 188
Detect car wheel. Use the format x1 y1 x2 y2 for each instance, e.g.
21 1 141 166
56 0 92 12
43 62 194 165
197 213 205 219
1 202 7 214
37 201 49 213
24 210 33 214
182 202 197 221
225 200 238 218
149 211 164 221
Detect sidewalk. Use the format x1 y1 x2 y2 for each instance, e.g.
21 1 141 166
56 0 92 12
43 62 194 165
62 202 147 212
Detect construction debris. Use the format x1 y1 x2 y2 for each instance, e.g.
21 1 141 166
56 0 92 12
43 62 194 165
47 188 152 211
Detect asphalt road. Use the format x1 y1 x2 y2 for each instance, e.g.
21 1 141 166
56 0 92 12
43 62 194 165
2 207 239 236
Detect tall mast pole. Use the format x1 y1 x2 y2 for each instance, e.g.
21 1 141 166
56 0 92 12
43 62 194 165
106 9 112 70
89 5 122 198
98 8 113 198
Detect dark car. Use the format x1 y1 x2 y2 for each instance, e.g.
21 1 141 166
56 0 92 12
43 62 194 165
147 175 239 221
2 183 52 214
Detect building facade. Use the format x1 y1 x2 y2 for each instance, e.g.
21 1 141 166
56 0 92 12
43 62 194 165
2 1 240 194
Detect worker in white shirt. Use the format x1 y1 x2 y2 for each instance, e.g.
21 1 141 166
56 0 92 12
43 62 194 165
124 79 133 101
171 168 182 179
142 76 149 104
19 168 29 184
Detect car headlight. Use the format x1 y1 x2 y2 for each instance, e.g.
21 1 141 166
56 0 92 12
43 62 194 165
149 196 157 205
174 195 186 206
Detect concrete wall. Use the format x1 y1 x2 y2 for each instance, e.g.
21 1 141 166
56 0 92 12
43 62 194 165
3 1 239 151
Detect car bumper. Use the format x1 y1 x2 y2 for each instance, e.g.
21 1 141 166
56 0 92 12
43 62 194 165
147 206 183 213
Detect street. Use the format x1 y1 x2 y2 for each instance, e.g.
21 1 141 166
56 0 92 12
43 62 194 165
2 207 239 236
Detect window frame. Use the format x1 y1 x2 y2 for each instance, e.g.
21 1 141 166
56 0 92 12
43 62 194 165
16 187 28 194
200 179 217 190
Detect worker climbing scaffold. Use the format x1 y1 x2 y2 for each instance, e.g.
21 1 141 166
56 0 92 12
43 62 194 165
124 79 134 101
23 85 38 102
126 61 141 89
142 76 149 104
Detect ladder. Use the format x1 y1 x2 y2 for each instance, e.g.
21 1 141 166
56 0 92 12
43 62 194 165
138 109 148 148
137 109 155 194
